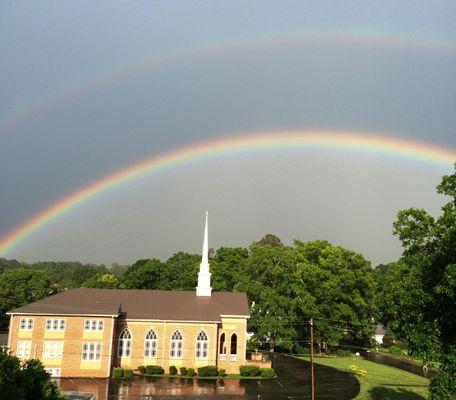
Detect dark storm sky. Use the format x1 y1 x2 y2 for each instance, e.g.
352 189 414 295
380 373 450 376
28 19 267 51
1 1 455 265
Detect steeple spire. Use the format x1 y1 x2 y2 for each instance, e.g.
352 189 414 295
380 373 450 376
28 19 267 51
196 211 212 296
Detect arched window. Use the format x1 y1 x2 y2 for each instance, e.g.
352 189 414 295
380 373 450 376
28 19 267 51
230 333 237 361
118 329 132 357
144 329 157 358
170 330 183 359
196 331 208 359
219 332 226 360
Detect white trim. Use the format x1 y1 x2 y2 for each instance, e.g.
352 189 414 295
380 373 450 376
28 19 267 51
7 312 118 317
19 317 34 331
162 321 167 367
81 341 102 362
45 318 66 331
84 319 104 332
118 328 132 358
42 341 64 358
7 313 13 350
169 329 184 359
107 317 115 377
220 314 250 318
195 330 209 360
124 318 220 323
144 329 158 358
213 324 217 365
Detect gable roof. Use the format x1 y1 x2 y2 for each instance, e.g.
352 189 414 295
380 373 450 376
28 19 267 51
7 288 250 322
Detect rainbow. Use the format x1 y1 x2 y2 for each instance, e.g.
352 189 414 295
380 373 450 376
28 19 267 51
1 30 455 133
0 130 454 257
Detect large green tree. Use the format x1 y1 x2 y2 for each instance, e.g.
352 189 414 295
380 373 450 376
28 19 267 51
0 347 64 400
392 165 456 399
0 268 54 326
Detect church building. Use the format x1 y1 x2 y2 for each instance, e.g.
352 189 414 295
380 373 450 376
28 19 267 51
6 213 250 377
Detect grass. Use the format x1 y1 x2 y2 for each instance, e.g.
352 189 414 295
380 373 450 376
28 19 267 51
298 356 429 400
376 349 440 369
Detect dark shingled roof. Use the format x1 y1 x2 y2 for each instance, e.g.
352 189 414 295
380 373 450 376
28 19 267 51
7 288 250 322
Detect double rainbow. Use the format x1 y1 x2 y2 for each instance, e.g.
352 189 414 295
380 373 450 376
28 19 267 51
0 130 454 257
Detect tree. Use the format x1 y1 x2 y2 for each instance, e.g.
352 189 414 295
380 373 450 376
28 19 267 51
0 347 64 400
121 258 164 289
211 247 248 291
293 241 375 351
392 164 456 399
83 273 119 289
0 268 54 326
162 252 200 290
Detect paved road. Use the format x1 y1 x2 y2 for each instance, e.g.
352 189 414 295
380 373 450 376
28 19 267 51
59 353 360 399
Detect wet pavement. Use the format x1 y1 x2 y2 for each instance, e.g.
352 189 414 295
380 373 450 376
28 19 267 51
58 353 360 399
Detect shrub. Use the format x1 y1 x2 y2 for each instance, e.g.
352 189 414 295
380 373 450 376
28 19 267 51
187 368 196 377
137 366 146 374
145 365 164 375
180 367 187 376
294 344 309 355
239 365 261 377
112 367 123 378
389 344 402 356
198 365 219 377
169 365 178 375
218 368 226 377
398 339 409 350
260 368 275 378
336 349 352 357
123 369 133 378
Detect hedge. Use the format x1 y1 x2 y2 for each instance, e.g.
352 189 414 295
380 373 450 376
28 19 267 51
112 367 123 378
336 349 352 357
260 368 275 378
239 365 261 376
123 369 133 378
169 365 178 375
218 368 226 377
137 366 146 374
187 368 196 377
180 367 187 376
197 365 218 377
145 365 164 375
389 344 402 356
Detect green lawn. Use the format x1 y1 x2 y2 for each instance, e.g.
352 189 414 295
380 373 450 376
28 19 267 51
299 356 429 400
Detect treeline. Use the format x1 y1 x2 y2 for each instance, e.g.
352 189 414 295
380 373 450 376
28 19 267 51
0 236 376 352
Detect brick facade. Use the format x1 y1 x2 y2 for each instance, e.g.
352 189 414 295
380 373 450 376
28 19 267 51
8 314 247 377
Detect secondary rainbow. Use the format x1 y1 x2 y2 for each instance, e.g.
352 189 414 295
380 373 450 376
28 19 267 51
0 130 455 257
1 30 455 133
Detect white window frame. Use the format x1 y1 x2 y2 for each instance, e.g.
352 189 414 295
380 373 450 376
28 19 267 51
42 341 64 358
195 331 209 359
16 340 31 357
118 329 132 358
19 318 34 331
82 342 102 362
45 368 61 377
84 319 104 332
170 330 183 359
45 318 66 331
144 329 157 358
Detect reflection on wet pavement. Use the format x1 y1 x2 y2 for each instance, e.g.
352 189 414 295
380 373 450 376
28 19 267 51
58 353 360 399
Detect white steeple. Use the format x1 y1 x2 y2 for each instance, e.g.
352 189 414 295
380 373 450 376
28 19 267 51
196 211 212 296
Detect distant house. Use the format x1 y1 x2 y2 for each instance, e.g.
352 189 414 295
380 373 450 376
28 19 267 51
7 213 250 377
373 324 387 344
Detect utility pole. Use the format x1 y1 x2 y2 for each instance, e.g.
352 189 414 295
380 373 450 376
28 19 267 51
310 318 315 400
